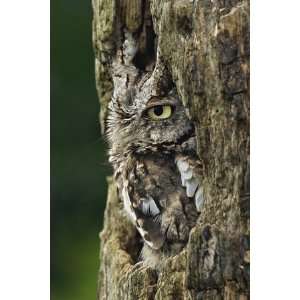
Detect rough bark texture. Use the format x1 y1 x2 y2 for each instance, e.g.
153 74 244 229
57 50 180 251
93 0 249 299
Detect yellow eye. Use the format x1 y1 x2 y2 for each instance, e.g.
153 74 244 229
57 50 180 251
147 105 173 120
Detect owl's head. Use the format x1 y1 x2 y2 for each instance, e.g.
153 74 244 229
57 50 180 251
106 83 196 163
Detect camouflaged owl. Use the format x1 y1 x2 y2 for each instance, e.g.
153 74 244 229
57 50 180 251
105 34 205 268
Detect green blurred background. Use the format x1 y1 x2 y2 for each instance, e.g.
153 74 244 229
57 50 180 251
51 1 109 299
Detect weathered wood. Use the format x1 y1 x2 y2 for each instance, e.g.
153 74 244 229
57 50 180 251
93 0 249 298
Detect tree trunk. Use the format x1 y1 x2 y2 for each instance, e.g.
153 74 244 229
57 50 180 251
92 0 249 299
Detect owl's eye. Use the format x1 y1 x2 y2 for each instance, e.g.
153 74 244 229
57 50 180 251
147 105 174 120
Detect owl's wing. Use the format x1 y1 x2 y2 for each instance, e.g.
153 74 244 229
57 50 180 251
122 180 164 249
122 157 199 250
123 158 169 249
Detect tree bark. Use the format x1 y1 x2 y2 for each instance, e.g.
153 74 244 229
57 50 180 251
92 0 249 299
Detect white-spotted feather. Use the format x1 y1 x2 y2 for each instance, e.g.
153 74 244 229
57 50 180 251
176 156 204 208
186 177 199 197
141 197 160 216
181 169 193 186
195 186 204 211
176 159 189 172
122 182 136 221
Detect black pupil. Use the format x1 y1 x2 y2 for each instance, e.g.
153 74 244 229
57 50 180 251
153 105 163 116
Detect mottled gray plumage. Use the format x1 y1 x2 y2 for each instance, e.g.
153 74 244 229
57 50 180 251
105 33 205 268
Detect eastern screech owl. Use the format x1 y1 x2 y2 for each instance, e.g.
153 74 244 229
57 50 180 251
106 69 204 268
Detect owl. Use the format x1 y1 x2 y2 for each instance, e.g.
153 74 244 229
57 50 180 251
105 55 205 268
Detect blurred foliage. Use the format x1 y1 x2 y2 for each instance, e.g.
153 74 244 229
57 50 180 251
51 0 110 299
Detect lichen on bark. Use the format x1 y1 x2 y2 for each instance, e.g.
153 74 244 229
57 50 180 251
93 0 249 299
